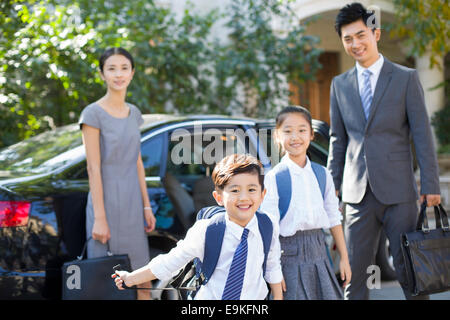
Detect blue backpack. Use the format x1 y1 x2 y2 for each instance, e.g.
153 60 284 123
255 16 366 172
274 161 327 221
179 206 273 299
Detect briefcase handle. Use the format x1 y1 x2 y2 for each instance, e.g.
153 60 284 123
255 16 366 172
77 237 113 260
434 204 449 231
416 200 450 233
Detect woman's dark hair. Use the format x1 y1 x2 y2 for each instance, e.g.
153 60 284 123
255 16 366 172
335 2 376 37
275 105 313 131
99 47 134 72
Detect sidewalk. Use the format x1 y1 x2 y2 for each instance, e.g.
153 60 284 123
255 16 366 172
369 280 450 300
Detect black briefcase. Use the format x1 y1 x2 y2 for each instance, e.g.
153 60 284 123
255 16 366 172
401 201 450 296
62 238 137 300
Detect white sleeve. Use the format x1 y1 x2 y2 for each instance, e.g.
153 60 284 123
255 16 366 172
147 220 208 281
259 171 281 224
323 169 343 228
263 214 283 284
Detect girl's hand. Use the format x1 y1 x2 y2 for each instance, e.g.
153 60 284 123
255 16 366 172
112 271 131 290
281 278 287 292
92 217 110 244
339 258 352 288
144 208 156 233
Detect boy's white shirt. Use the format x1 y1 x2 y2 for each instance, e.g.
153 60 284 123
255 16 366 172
148 211 283 300
260 156 343 237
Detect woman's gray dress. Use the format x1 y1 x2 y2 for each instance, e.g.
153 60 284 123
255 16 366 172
79 102 150 271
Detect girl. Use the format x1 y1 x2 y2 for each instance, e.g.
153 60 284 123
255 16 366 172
260 106 351 300
79 47 156 300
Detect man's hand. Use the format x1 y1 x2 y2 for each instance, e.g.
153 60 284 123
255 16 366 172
420 194 441 207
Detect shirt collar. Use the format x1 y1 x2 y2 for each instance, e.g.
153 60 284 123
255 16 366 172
356 53 384 77
280 154 311 174
225 211 258 240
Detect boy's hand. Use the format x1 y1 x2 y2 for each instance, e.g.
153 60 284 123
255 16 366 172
339 258 352 288
112 271 131 290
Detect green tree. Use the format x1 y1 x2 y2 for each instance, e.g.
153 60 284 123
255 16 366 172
215 0 321 117
0 0 218 147
389 0 449 69
0 0 321 148
388 0 450 153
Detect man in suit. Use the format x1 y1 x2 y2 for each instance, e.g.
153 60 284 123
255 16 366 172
327 2 441 300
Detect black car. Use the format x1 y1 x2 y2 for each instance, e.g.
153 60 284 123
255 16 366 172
0 114 394 300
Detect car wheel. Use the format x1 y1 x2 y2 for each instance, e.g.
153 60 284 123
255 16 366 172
375 232 397 281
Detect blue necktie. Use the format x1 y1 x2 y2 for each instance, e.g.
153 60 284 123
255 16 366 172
361 69 373 120
222 228 249 300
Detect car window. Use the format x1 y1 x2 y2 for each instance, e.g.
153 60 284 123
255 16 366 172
312 131 329 155
67 132 165 180
257 127 329 168
166 126 247 178
0 124 83 175
141 134 164 177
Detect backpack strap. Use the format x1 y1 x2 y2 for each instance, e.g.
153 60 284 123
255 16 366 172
274 164 291 222
200 213 226 285
275 161 327 222
196 205 225 220
255 212 273 277
310 161 326 199
200 210 273 284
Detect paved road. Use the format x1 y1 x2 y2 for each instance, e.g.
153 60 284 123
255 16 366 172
369 280 450 300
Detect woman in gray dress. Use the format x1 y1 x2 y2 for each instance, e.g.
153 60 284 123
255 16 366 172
79 48 156 300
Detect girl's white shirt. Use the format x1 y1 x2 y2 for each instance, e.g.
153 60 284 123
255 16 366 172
260 155 343 237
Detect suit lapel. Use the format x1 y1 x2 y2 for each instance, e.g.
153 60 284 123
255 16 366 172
347 67 367 128
365 59 394 131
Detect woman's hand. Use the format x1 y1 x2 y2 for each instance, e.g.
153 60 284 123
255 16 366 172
92 217 110 244
339 257 352 288
112 271 131 290
144 208 156 233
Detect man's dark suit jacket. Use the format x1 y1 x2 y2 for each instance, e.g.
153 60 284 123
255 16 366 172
327 57 440 205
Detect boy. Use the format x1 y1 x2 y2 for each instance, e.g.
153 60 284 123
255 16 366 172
113 154 283 300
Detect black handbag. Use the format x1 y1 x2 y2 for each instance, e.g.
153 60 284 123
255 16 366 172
62 237 137 300
401 201 450 296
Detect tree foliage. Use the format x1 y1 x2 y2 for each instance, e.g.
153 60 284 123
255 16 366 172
389 0 449 68
389 0 450 153
0 0 320 148
215 0 321 117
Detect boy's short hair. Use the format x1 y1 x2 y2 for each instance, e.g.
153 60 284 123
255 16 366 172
335 2 376 37
212 154 264 192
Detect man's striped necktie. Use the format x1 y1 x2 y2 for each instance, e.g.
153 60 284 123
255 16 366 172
361 69 373 120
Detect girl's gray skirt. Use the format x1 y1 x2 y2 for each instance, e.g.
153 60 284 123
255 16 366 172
280 229 343 300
